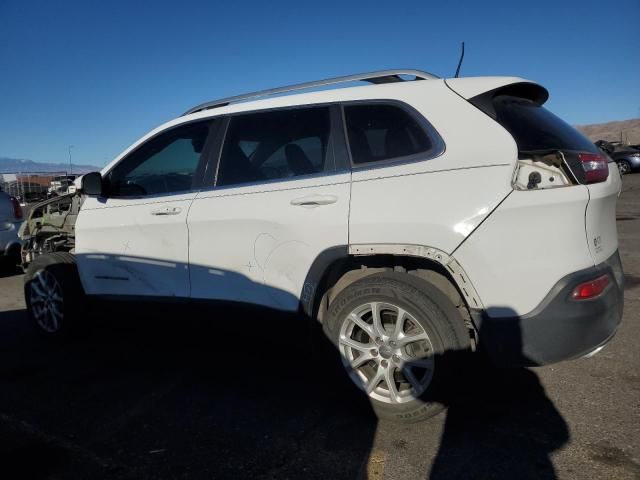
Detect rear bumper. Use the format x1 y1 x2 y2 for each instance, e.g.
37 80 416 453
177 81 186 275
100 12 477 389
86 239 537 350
479 250 624 366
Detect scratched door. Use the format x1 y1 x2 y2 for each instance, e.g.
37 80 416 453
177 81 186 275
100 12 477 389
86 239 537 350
187 106 350 311
187 174 351 311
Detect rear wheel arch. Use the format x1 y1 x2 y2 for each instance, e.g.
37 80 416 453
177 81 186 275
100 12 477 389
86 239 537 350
4 241 22 262
301 247 480 344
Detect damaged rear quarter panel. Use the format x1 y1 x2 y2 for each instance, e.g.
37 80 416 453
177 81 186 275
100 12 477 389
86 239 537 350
453 186 593 317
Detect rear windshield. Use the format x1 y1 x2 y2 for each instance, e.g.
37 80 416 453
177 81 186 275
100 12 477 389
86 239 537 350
493 96 598 154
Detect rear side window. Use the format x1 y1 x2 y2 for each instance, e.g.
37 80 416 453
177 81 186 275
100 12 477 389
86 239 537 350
216 107 332 187
493 96 598 154
344 104 434 165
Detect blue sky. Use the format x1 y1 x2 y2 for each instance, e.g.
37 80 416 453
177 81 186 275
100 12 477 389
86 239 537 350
1 0 638 167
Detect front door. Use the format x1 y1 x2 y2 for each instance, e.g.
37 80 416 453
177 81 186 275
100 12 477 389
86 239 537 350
75 119 217 298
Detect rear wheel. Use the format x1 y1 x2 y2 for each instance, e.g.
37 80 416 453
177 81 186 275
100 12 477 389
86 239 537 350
324 271 470 423
618 160 631 175
24 252 84 336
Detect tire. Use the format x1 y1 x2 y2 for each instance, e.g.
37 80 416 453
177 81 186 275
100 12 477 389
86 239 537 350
0 245 21 275
618 160 631 175
324 271 470 423
24 252 85 336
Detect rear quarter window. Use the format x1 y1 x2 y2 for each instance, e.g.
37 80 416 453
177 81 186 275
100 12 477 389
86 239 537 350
344 103 441 165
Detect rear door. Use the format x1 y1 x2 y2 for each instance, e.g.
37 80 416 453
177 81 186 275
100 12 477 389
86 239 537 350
75 119 218 297
187 105 350 311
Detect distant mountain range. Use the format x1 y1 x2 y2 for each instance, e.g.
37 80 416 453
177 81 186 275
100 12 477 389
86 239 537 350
0 157 97 174
576 118 640 145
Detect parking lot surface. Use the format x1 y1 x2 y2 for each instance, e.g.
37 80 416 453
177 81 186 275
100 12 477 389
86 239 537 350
1 175 639 480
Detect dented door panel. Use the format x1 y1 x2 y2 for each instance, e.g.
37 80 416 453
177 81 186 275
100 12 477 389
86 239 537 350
187 174 350 311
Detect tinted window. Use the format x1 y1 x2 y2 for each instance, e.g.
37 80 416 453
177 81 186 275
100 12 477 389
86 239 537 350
344 104 433 165
216 107 332 187
493 96 598 153
108 121 211 197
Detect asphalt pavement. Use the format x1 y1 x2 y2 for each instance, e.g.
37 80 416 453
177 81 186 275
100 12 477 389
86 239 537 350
0 175 639 480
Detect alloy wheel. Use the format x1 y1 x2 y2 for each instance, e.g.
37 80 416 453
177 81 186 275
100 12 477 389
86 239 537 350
29 269 64 333
618 161 630 175
338 302 435 404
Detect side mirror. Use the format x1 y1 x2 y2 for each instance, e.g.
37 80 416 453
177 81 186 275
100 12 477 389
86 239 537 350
81 172 103 196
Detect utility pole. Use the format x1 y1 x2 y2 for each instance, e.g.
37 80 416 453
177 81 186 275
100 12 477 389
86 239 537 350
68 145 74 175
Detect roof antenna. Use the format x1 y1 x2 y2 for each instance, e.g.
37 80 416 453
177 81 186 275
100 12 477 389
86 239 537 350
454 42 465 78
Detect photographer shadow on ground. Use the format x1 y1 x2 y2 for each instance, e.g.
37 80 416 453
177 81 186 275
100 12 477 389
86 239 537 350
425 315 570 479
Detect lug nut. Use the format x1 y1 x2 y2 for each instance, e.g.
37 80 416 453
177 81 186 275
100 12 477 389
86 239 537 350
371 349 378 356
375 337 382 344
392 354 400 363
389 341 397 347
381 360 389 368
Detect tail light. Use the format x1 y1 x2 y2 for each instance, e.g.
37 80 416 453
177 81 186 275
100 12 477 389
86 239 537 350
578 153 609 184
9 196 23 220
571 274 610 300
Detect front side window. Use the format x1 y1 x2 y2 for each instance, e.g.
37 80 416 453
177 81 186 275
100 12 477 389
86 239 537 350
344 104 434 165
107 121 212 197
216 107 332 187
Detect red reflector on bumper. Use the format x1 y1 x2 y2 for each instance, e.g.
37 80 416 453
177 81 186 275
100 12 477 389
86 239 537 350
571 274 610 300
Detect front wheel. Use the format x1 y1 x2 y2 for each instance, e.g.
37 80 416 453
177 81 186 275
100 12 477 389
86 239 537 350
324 272 471 423
24 252 85 336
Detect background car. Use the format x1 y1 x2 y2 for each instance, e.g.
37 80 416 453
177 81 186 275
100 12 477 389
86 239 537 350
17 191 48 205
596 140 640 174
48 175 77 197
0 190 23 271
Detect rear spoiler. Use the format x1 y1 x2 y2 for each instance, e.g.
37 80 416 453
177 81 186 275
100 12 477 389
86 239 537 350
445 78 549 119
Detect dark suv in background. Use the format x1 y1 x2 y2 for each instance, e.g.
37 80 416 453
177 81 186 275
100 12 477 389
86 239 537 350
596 140 640 175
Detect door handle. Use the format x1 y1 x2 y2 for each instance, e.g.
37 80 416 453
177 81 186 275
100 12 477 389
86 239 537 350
150 206 182 216
290 194 338 208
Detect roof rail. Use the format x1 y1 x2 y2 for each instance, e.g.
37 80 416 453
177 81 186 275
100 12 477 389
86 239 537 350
182 69 438 116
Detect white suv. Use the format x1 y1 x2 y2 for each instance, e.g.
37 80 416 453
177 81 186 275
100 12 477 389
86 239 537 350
22 70 624 422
